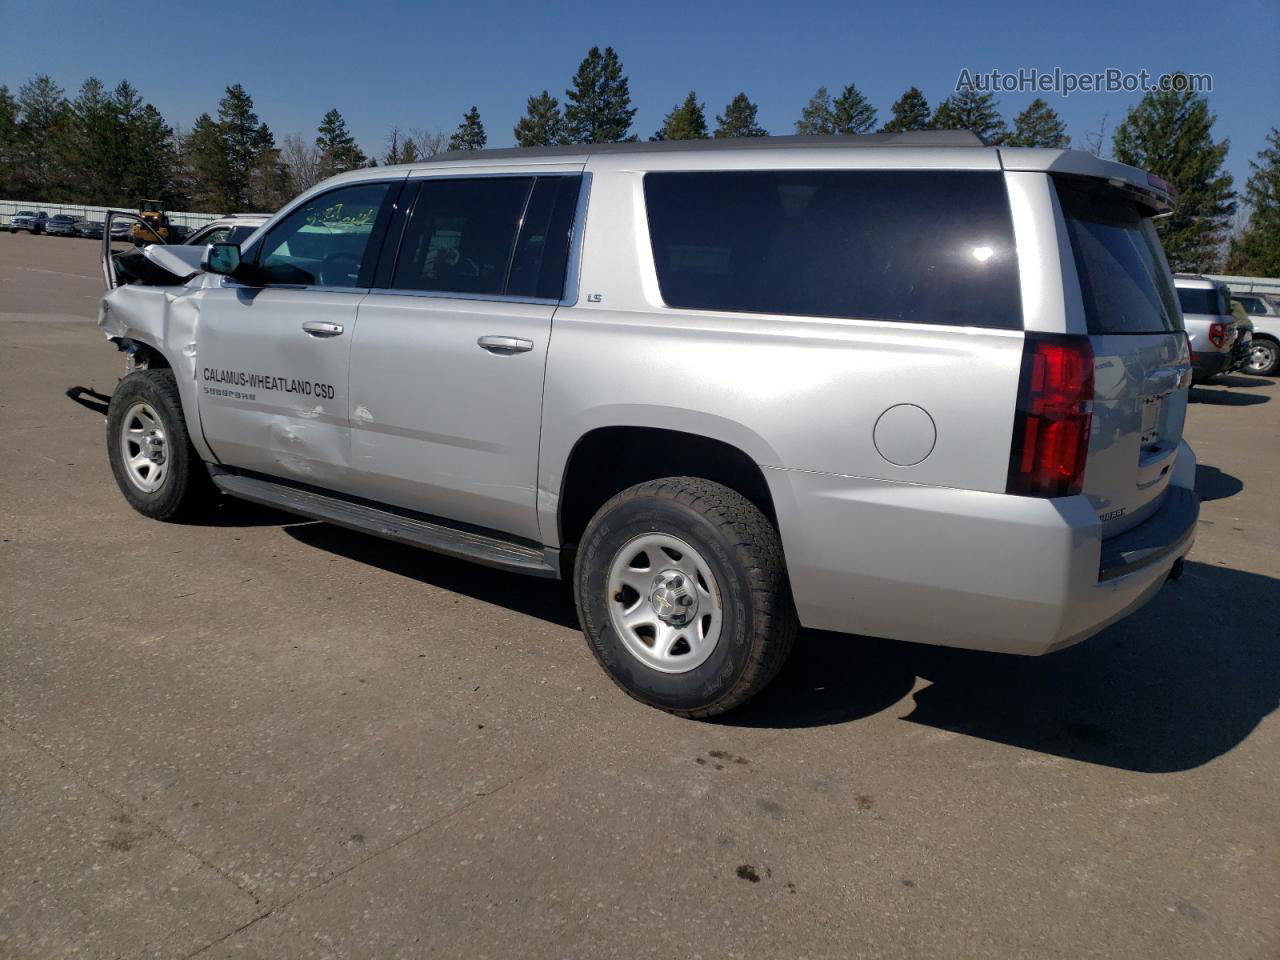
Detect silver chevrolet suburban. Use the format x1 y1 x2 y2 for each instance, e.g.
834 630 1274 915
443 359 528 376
96 131 1199 717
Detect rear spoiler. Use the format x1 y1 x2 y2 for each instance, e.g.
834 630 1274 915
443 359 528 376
999 148 1177 215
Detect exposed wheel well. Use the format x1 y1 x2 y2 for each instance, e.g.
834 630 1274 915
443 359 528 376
558 427 778 550
115 338 171 370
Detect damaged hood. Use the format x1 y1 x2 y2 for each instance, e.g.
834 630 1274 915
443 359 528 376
110 242 206 288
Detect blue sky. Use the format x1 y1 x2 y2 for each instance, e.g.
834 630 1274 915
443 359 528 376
2 0 1276 196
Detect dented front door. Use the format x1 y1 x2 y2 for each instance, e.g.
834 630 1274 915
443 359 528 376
193 178 399 489
195 285 360 488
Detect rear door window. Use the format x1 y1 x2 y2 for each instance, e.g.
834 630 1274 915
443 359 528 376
1054 176 1181 334
391 178 532 297
1177 287 1223 316
643 170 1022 329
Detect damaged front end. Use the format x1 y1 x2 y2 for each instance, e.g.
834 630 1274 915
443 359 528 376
98 211 217 461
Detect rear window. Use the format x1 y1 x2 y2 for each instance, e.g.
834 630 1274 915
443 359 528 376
1055 176 1180 334
1177 287 1224 316
643 170 1022 329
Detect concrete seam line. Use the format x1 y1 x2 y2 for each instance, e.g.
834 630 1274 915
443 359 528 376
180 760 554 959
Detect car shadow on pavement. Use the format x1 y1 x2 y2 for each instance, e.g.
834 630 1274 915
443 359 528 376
283 521 582 630
1195 463 1244 501
1189 386 1270 405
1206 373 1274 389
732 561 1279 773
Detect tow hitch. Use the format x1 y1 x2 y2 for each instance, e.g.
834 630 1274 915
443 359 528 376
1167 557 1186 583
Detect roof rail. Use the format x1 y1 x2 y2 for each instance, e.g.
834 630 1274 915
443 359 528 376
424 130 988 164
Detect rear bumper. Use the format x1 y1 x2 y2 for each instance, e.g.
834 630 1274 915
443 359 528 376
768 441 1198 656
1191 351 1230 380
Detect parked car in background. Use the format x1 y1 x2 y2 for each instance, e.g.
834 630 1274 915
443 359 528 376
1175 275 1237 382
183 213 270 248
78 220 105 240
97 134 1198 717
45 214 85 237
109 218 137 242
8 211 49 234
1231 293 1280 376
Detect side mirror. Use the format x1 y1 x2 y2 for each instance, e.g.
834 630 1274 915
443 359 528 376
203 242 242 277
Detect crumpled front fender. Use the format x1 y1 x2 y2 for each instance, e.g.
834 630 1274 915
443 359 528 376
99 283 216 463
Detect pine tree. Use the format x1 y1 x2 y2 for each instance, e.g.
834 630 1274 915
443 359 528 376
832 83 877 134
447 107 487 151
563 46 637 143
183 112 230 211
1112 75 1236 272
1227 129 1280 276
15 75 69 196
652 91 708 141
1005 98 1069 148
216 84 276 210
714 92 767 138
881 87 930 132
315 108 368 177
932 89 1006 142
514 91 564 147
795 87 835 135
0 86 19 195
65 78 119 203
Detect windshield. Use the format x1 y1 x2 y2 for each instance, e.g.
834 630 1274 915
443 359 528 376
1055 176 1181 334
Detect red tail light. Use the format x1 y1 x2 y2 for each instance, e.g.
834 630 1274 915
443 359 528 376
1208 323 1227 348
1007 334 1095 498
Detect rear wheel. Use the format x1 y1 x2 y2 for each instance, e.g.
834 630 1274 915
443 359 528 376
1245 338 1280 377
107 369 215 521
574 477 797 718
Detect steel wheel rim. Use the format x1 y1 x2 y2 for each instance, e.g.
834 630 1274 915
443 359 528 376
605 532 724 674
1246 341 1276 374
119 401 168 493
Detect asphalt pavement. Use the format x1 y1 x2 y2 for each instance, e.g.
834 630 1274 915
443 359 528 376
1 232 1276 959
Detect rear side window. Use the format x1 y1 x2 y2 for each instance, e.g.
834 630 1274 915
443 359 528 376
643 170 1022 329
1055 176 1181 334
507 177 582 300
1177 287 1223 316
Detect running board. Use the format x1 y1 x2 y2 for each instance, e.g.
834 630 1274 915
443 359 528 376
211 472 559 578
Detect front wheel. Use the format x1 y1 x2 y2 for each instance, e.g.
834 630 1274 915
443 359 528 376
574 477 797 718
106 369 215 521
1245 338 1280 377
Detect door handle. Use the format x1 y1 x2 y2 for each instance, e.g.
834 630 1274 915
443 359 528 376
477 335 534 354
302 321 344 338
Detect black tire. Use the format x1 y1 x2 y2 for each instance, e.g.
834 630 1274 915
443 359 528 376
574 477 797 718
106 369 215 521
1246 338 1280 377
